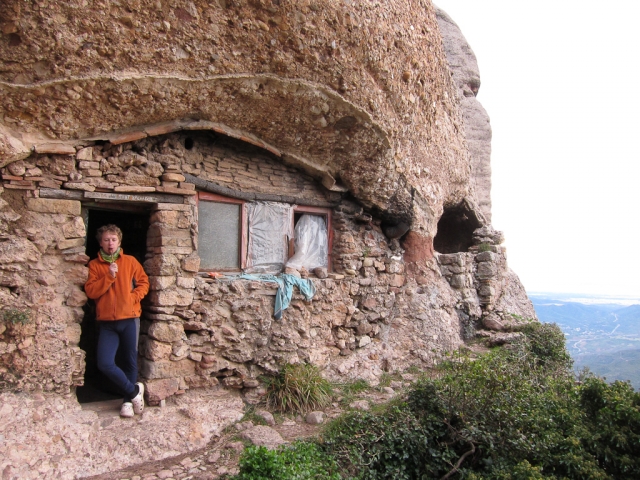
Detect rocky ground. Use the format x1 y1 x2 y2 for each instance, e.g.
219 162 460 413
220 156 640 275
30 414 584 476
80 376 416 480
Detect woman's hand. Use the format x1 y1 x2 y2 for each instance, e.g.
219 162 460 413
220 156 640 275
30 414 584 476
109 262 118 278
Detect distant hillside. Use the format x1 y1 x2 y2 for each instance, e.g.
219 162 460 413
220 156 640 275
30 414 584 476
574 349 640 390
530 293 640 390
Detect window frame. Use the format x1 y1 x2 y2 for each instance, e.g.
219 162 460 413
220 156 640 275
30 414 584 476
197 192 247 272
196 193 332 273
290 205 333 272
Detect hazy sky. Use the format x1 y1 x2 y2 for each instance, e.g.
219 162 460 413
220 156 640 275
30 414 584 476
434 1 640 297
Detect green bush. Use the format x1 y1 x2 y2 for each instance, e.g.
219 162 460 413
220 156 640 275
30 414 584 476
579 376 640 478
236 324 640 479
2 308 31 325
518 322 573 370
234 442 340 480
264 363 333 413
478 242 492 252
320 402 453 479
321 324 634 479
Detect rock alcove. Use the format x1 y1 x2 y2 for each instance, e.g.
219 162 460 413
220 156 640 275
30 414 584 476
433 202 483 254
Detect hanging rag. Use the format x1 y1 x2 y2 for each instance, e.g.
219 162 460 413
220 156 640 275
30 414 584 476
239 273 316 320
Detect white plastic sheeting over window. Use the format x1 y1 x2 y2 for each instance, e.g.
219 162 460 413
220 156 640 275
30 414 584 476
246 202 292 274
286 214 328 270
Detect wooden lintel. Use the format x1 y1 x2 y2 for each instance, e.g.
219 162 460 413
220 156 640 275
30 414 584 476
83 191 183 204
39 188 84 200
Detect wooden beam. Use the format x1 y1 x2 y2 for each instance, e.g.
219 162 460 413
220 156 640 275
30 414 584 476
83 191 183 204
39 188 84 200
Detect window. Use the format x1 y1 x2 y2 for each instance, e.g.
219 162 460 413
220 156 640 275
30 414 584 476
246 202 291 273
287 206 332 271
197 192 246 271
197 193 331 273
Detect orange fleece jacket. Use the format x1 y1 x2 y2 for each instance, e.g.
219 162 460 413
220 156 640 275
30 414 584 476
85 250 149 321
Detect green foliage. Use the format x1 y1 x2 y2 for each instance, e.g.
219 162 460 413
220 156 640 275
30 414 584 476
316 324 639 479
334 379 370 407
517 322 573 370
234 442 341 480
406 345 608 479
336 379 369 396
579 376 640 478
264 363 333 414
237 325 640 480
478 242 492 252
240 405 268 426
320 403 453 479
2 308 31 325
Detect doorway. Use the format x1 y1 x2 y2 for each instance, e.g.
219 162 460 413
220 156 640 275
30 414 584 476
76 207 150 403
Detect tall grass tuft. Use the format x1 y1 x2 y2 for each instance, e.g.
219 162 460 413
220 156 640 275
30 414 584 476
265 363 333 413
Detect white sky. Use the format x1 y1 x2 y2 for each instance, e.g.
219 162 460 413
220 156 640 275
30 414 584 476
434 1 640 297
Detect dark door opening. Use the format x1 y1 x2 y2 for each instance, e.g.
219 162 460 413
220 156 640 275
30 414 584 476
76 207 150 403
433 203 482 254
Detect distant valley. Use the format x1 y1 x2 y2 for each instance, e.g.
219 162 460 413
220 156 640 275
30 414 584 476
529 292 640 390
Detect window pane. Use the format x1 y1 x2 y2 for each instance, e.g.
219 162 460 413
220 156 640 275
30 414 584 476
198 201 240 270
286 214 328 270
246 202 292 273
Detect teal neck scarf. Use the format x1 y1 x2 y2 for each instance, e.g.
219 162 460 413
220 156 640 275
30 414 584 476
99 248 121 264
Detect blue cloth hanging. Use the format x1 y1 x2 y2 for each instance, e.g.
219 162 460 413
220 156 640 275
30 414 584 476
239 273 316 320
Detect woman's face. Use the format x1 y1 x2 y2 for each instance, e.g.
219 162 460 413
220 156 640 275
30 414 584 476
100 232 121 254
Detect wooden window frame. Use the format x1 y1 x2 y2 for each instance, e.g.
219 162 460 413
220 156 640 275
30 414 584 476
197 192 247 271
290 205 333 272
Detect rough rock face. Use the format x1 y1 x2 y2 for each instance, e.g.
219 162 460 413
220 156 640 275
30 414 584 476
0 1 535 402
0 0 473 236
436 7 493 222
0 2 539 477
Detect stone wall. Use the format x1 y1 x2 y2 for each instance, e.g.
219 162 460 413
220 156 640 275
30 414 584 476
0 0 538 404
437 225 538 345
0 186 88 392
0 131 471 402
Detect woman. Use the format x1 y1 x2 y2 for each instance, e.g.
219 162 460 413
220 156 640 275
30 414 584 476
85 224 149 418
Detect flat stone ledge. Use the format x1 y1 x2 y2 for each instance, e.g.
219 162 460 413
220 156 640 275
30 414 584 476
0 388 244 480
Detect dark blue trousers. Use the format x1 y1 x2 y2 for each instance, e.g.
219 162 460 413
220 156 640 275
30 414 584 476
96 318 139 400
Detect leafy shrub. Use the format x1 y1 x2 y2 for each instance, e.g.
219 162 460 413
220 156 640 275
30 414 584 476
234 442 340 480
518 321 573 370
2 308 31 325
264 363 333 413
239 325 640 479
478 242 492 252
319 324 631 479
579 376 640 478
406 347 607 479
321 403 453 479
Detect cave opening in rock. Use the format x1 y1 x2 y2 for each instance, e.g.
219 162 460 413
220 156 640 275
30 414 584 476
433 203 482 254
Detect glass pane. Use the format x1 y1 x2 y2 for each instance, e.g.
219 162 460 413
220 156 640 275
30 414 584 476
246 202 291 274
286 214 328 270
198 201 240 270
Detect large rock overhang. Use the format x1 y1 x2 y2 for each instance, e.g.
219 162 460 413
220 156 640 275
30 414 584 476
0 0 476 238
0 74 409 215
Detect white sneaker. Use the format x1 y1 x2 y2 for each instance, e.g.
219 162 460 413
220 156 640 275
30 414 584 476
131 382 145 415
120 402 134 418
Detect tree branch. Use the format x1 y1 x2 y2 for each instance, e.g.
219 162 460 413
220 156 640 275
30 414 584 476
440 441 476 480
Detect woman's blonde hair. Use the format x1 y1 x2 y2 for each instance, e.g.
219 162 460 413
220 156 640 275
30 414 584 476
96 224 123 242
